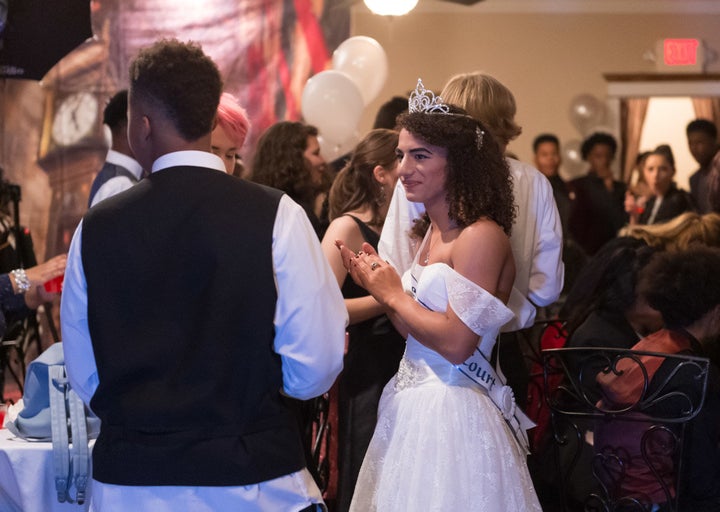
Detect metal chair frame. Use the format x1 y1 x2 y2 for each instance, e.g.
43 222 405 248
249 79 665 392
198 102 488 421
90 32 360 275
542 347 710 512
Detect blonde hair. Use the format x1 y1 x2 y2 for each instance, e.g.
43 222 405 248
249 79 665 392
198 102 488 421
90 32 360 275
619 212 720 251
440 72 522 147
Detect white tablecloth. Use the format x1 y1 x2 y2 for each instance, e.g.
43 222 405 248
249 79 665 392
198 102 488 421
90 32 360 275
0 428 92 512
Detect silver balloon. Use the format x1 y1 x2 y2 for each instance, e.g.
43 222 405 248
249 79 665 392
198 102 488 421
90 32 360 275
568 94 606 135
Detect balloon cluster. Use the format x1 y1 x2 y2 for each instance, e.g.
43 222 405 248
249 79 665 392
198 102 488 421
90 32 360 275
301 36 388 162
564 93 615 174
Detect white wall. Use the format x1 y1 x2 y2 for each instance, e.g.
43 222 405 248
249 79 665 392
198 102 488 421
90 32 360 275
351 1 720 178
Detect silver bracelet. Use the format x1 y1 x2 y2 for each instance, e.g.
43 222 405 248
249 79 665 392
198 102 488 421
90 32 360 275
10 268 30 294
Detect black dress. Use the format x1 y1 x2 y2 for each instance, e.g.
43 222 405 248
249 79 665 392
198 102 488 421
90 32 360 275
638 184 695 225
336 215 405 512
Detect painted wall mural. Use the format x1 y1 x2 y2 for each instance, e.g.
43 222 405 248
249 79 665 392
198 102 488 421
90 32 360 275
0 0 350 261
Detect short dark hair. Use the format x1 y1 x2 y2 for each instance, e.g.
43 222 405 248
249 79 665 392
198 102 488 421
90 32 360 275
638 246 720 329
103 90 128 129
373 96 408 130
581 132 617 160
686 118 717 139
532 133 560 153
129 39 222 141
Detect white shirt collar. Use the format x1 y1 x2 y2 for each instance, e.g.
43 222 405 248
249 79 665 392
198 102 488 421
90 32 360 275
105 149 143 180
151 151 226 174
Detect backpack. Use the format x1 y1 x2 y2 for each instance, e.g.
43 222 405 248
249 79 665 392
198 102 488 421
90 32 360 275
5 342 100 505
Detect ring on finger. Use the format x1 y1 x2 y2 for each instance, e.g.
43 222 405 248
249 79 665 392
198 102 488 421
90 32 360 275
370 262 379 271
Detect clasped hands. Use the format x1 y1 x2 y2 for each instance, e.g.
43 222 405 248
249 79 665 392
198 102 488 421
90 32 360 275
335 240 403 308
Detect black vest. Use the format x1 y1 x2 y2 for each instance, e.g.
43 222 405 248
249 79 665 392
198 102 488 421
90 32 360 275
81 166 305 485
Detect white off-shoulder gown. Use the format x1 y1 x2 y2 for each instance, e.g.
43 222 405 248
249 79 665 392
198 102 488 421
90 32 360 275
349 257 541 511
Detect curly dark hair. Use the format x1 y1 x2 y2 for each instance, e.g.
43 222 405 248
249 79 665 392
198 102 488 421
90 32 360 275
637 246 720 330
328 129 398 226
396 108 515 238
251 121 321 210
581 132 617 161
129 39 222 141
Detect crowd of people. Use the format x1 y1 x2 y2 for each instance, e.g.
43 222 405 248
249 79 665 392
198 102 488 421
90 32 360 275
1 36 718 512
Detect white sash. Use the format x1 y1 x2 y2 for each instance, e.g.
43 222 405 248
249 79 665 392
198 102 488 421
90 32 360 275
457 347 535 455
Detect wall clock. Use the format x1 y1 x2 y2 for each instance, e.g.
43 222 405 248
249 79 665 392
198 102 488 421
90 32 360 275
50 91 99 147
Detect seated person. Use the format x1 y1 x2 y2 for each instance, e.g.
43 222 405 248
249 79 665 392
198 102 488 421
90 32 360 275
620 211 720 251
595 247 720 511
562 237 662 350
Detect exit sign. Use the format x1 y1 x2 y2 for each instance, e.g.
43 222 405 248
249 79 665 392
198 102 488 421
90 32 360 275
656 38 705 72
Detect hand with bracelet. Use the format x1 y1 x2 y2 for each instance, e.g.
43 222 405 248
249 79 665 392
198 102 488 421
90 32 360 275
10 253 67 309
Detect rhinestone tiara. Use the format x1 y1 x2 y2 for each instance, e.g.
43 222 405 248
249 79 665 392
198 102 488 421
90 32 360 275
407 78 485 150
408 78 450 114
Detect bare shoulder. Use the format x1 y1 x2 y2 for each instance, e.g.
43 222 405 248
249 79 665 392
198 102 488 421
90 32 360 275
322 214 364 250
454 218 511 254
451 218 513 295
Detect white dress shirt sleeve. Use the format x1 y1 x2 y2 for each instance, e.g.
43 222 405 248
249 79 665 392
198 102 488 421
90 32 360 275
272 195 347 400
60 221 99 405
526 169 564 307
378 180 424 273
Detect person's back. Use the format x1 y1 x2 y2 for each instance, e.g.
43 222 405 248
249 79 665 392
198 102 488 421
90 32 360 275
87 90 143 207
61 39 345 511
82 170 300 484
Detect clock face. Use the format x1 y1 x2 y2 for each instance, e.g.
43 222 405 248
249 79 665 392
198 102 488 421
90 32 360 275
51 92 99 146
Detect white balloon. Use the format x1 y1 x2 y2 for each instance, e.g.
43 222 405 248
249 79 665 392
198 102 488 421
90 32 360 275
332 36 388 105
301 70 364 146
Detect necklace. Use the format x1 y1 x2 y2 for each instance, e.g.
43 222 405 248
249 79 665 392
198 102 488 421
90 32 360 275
423 224 460 265
423 229 439 265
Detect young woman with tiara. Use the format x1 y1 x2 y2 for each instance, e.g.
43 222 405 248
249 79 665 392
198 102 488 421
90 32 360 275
337 80 541 511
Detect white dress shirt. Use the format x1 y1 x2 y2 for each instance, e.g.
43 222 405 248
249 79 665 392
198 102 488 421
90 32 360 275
90 150 144 207
379 157 564 331
61 150 347 511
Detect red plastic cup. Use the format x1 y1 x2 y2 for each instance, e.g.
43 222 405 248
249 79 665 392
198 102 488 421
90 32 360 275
44 274 64 293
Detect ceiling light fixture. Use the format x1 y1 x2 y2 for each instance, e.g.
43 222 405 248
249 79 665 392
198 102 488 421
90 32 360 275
363 0 418 16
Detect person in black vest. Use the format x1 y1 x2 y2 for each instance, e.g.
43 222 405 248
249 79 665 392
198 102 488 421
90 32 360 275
87 90 144 207
61 39 346 511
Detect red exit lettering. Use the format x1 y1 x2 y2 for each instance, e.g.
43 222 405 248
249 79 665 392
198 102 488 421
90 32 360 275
664 39 699 66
